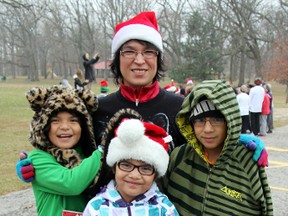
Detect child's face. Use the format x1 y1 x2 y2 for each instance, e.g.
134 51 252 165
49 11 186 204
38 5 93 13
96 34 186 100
192 117 227 154
114 159 156 203
48 111 82 149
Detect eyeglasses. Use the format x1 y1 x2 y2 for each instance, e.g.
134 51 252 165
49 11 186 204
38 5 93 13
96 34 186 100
120 50 159 59
117 161 155 176
192 117 226 127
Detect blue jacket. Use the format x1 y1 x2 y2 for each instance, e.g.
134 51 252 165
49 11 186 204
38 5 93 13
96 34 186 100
83 180 179 216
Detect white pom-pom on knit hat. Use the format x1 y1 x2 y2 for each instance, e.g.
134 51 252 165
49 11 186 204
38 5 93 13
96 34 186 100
106 119 172 177
111 11 163 56
186 78 193 85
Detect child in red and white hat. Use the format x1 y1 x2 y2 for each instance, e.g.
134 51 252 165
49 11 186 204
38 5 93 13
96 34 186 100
83 109 179 216
185 78 194 96
164 80 181 95
98 80 110 98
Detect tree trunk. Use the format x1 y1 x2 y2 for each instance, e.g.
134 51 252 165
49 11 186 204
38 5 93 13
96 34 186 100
238 50 246 86
286 84 288 104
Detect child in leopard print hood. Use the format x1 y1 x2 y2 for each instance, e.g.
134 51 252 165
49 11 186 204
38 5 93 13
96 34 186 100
24 85 102 216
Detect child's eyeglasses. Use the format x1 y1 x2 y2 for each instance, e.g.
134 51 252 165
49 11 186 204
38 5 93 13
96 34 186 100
117 161 155 176
192 117 226 127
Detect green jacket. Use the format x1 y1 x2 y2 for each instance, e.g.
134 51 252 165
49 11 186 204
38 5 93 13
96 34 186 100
30 149 101 216
163 80 273 215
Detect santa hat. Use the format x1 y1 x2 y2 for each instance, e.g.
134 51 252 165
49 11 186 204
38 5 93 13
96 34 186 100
111 11 163 56
186 78 193 85
254 77 262 85
106 119 172 176
164 80 177 93
164 85 177 93
100 80 109 93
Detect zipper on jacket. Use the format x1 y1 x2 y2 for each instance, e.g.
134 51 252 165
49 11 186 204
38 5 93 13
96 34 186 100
135 87 143 106
128 206 132 216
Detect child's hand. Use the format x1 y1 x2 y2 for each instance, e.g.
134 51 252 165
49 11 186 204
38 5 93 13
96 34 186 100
239 134 268 167
16 151 35 183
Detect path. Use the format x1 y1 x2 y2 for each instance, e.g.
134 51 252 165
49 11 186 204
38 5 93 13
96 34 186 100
0 124 288 215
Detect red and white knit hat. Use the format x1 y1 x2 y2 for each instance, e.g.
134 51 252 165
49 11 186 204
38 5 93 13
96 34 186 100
164 80 181 94
100 80 109 93
106 118 172 176
111 11 163 56
186 78 193 85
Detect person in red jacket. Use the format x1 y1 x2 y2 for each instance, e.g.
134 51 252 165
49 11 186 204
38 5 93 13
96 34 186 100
259 84 271 136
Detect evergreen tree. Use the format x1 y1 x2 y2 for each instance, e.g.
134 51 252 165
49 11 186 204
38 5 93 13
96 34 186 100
170 11 224 82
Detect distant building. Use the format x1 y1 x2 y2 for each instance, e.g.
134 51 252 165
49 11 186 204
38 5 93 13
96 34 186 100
94 60 112 78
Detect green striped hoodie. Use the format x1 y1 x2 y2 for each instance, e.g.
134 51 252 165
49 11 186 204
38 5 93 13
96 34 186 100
163 80 273 215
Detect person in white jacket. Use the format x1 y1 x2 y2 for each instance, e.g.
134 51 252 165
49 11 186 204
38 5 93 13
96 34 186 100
237 84 250 133
249 78 265 136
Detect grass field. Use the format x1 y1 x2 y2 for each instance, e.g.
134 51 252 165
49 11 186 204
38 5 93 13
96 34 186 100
0 77 287 195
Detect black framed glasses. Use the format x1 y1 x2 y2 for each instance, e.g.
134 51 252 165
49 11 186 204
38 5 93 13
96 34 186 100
120 50 159 59
192 117 226 127
117 161 155 176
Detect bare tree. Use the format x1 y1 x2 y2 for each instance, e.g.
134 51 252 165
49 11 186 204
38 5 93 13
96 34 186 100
0 0 284 84
204 0 275 84
0 0 31 10
157 0 190 67
1 1 46 80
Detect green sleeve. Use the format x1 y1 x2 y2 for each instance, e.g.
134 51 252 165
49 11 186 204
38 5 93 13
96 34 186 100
29 149 102 196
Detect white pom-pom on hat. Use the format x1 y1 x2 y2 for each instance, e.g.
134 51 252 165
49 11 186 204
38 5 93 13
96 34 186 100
116 119 145 147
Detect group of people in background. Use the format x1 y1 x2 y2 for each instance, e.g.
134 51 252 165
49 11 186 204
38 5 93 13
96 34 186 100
58 50 110 99
164 78 194 97
163 76 274 138
73 68 110 98
59 52 100 91
236 77 273 136
71 51 110 99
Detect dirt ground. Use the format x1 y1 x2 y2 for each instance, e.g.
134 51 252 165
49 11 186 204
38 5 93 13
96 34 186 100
0 107 287 216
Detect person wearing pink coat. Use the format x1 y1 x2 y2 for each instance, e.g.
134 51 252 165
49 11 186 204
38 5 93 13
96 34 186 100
259 85 271 136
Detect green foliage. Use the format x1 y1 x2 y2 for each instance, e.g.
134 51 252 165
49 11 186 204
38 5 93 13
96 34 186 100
0 84 34 195
169 11 225 83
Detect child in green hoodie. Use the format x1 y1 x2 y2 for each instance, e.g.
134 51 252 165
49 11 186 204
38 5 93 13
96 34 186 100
23 85 102 216
162 80 273 216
